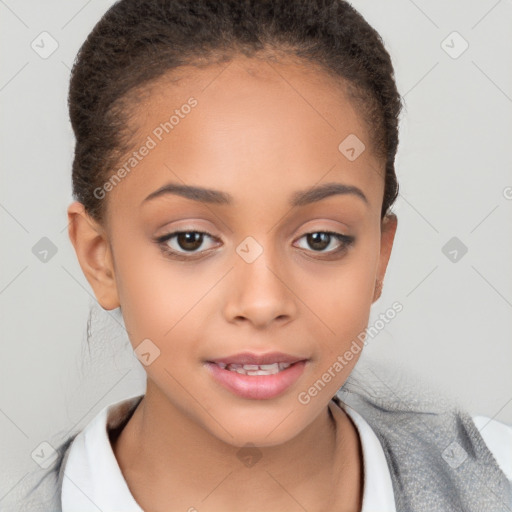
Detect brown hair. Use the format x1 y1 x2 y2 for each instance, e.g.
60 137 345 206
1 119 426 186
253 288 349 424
68 0 402 223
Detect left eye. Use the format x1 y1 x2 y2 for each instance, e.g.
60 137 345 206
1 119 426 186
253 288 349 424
295 231 354 254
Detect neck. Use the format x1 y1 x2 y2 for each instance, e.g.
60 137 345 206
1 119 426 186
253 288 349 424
112 381 362 512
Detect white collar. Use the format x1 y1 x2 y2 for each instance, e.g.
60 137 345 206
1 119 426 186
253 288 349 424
334 400 396 511
61 394 397 511
61 394 144 511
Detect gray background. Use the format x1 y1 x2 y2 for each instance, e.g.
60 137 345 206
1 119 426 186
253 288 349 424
1 0 511 498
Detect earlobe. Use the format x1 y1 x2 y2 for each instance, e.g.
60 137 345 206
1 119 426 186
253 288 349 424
67 201 120 311
373 279 383 303
372 213 398 303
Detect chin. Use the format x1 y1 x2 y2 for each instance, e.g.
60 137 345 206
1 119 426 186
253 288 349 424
204 406 314 449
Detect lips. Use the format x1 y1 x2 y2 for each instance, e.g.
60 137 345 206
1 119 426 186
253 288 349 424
204 352 309 400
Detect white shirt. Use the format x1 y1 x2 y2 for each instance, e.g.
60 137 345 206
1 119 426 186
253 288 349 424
61 394 512 512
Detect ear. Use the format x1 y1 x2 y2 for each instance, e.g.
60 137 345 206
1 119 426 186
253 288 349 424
67 201 120 311
372 212 398 303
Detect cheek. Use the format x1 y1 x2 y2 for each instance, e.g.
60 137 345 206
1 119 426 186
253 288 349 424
113 242 226 376
113 239 193 345
295 238 379 378
298 245 378 329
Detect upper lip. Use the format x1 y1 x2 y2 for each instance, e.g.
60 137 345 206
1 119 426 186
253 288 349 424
207 351 307 365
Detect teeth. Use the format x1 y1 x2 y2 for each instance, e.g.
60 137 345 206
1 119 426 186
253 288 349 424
260 363 279 371
215 361 294 375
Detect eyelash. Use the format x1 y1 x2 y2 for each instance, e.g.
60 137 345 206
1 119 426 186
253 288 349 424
154 229 355 261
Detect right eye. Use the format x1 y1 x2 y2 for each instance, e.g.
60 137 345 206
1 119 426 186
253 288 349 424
155 230 220 259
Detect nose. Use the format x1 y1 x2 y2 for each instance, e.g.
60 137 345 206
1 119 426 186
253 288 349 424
223 242 297 330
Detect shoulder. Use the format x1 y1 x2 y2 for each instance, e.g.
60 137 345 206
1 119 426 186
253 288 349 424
336 357 512 506
472 415 512 482
7 394 143 512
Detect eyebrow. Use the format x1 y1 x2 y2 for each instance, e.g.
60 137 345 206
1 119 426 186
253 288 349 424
142 181 368 207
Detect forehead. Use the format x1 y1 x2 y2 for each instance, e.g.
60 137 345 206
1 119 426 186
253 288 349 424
106 55 384 217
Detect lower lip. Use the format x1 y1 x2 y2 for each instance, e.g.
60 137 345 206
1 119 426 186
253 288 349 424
205 361 307 400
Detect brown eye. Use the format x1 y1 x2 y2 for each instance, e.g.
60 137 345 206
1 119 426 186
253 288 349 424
175 232 204 251
295 231 355 255
306 232 330 251
155 230 219 258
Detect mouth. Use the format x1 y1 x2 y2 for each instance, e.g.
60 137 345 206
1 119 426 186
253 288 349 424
213 361 296 375
204 352 309 400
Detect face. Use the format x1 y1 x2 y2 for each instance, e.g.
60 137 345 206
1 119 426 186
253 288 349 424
68 55 397 447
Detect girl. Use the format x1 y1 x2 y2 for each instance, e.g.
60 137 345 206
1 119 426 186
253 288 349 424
12 0 512 510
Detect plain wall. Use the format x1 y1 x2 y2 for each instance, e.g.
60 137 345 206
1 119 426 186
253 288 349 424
1 0 511 499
